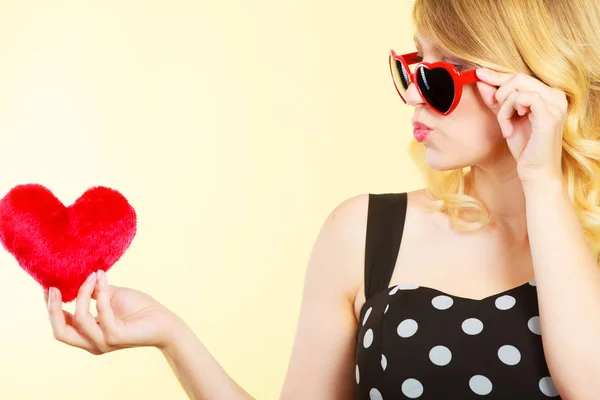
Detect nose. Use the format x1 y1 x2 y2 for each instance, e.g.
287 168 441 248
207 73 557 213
404 81 426 107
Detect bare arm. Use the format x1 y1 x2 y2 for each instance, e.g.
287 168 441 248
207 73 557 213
159 194 367 400
160 317 256 400
278 194 365 399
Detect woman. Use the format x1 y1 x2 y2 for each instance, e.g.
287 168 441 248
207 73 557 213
45 0 600 398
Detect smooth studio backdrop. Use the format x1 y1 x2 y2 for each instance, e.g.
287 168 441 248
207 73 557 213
0 1 423 399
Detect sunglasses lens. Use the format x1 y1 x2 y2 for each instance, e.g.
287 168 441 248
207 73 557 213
390 56 410 97
416 66 455 114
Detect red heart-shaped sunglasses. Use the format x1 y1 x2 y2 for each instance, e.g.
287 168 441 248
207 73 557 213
389 49 480 116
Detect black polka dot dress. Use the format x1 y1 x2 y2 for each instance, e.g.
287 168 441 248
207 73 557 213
354 193 562 399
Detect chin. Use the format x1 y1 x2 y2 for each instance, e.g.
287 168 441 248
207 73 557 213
429 164 459 172
425 152 470 172
424 149 455 171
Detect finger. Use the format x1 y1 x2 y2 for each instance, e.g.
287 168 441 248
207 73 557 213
496 91 520 138
514 91 550 121
489 72 564 112
62 310 103 354
476 68 514 88
91 281 117 300
47 287 101 354
517 104 529 116
74 272 106 348
475 81 502 114
94 270 120 340
499 91 550 138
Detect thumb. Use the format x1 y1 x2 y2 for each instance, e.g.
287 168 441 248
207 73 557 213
476 81 500 114
91 283 117 300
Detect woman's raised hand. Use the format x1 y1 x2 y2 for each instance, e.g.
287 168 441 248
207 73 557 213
45 270 181 355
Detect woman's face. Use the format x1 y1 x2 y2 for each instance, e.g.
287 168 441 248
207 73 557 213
406 36 512 172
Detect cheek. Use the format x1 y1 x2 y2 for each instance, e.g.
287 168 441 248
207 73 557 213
453 88 503 145
423 90 505 169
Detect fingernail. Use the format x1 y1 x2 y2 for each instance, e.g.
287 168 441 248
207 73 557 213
48 288 54 306
87 272 96 282
476 68 489 77
97 270 104 283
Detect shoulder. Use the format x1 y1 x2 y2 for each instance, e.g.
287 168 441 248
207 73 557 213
326 193 369 226
327 188 430 221
315 193 370 283
319 189 430 300
323 189 431 245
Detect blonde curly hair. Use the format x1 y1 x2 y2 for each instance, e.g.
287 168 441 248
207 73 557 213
408 0 600 266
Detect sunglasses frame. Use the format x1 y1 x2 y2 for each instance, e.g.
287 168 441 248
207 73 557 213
389 49 480 116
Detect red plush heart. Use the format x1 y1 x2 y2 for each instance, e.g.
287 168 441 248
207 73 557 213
0 184 136 303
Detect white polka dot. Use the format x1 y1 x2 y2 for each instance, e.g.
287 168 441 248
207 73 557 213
369 388 383 400
363 328 374 348
498 345 521 366
363 307 373 326
469 375 493 395
529 279 537 286
397 319 419 338
429 345 452 366
384 304 389 314
432 295 454 310
389 284 419 295
495 295 516 310
381 354 387 370
462 318 484 335
539 376 559 397
356 364 360 384
528 316 541 335
398 283 419 290
401 378 424 398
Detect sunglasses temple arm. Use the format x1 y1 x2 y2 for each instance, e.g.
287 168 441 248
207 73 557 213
456 69 479 85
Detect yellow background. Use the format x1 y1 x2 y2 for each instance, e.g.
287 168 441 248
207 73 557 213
0 1 422 398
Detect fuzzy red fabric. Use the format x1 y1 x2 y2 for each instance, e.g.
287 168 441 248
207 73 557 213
0 184 136 303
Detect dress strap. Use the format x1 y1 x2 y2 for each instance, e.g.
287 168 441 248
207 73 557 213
364 192 408 301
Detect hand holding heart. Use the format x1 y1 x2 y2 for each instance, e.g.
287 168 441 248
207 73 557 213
475 68 568 190
0 183 180 354
44 270 179 354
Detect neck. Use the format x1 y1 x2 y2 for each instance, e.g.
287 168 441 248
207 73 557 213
466 167 529 246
